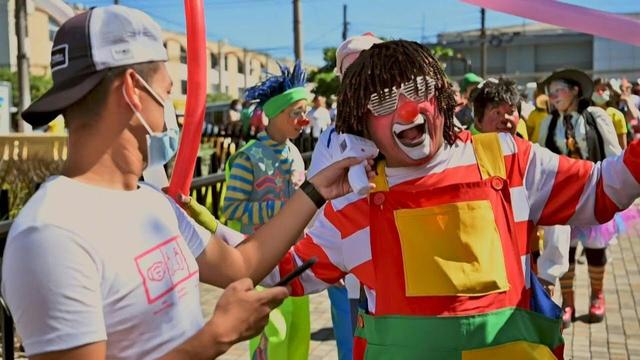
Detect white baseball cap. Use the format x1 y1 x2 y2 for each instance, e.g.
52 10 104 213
23 5 168 126
334 32 383 79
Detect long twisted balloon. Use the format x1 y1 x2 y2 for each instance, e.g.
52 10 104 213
168 0 207 200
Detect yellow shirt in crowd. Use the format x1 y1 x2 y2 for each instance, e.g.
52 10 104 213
606 107 628 136
526 109 548 143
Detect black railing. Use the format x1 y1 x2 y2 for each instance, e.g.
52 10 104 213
0 150 312 359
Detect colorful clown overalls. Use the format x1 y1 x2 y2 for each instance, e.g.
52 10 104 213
222 131 310 360
353 133 563 359
268 131 640 360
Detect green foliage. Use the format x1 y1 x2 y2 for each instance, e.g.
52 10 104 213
206 92 233 103
0 67 53 107
309 47 339 98
432 45 454 60
312 71 340 98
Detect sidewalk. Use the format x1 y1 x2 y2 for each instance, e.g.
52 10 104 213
199 286 337 360
561 219 640 359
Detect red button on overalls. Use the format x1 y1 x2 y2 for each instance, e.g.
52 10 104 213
491 176 504 190
373 192 385 206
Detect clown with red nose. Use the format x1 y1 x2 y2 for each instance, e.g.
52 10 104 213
258 39 640 359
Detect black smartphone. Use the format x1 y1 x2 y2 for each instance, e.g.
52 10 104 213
275 257 317 286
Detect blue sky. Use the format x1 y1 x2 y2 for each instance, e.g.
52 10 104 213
73 0 640 66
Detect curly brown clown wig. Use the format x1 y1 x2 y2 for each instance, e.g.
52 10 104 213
336 40 459 145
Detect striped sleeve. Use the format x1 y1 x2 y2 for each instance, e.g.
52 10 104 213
222 153 284 224
262 195 371 296
525 139 640 226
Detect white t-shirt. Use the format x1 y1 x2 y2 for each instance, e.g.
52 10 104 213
307 106 332 138
2 176 210 359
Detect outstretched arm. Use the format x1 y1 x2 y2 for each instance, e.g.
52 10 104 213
524 139 640 226
196 157 374 288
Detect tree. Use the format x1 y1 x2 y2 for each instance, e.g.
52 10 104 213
0 67 52 108
308 47 339 98
206 92 233 103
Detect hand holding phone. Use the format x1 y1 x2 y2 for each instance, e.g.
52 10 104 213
275 257 317 287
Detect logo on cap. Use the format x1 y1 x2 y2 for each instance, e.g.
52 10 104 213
51 44 69 72
112 45 134 61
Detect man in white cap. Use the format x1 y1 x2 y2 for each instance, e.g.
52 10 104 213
307 32 382 360
1 5 368 359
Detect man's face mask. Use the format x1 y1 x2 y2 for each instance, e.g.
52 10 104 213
123 73 179 169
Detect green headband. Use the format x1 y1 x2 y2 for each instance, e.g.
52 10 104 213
263 87 309 118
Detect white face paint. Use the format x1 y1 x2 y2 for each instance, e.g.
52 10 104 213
392 113 431 160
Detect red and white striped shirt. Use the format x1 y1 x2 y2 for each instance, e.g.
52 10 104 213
266 131 640 313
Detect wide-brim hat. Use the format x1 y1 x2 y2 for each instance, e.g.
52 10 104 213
543 69 593 99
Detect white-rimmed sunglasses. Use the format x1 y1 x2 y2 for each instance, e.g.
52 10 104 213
367 76 435 116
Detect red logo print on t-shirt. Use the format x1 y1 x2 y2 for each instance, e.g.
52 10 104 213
134 236 199 304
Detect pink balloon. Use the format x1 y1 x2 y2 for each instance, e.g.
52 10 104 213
168 0 207 200
461 0 640 47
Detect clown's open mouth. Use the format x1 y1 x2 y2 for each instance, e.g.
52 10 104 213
393 115 427 148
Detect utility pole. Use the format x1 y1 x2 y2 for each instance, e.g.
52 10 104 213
218 40 225 93
293 0 303 61
480 8 487 78
420 12 425 44
342 4 349 41
15 0 31 132
243 48 249 91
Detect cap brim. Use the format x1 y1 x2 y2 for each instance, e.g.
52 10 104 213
22 69 110 127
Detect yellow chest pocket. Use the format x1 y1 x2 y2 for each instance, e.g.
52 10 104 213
394 200 509 297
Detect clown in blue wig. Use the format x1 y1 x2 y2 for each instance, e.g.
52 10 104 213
221 60 312 360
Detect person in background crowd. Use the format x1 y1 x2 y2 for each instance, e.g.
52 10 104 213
454 72 483 128
632 80 640 97
307 32 384 360
307 95 332 139
526 93 549 143
225 99 242 135
537 69 622 328
451 81 463 112
328 94 338 124
592 78 628 149
469 77 528 139
222 61 311 360
611 78 640 137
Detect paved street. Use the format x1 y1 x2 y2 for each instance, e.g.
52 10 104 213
200 286 338 360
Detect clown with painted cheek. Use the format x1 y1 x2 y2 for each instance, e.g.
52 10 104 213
185 39 640 359
367 95 443 167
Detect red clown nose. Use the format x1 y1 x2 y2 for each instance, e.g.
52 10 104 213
397 101 420 123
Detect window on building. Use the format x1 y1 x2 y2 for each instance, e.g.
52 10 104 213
181 80 188 95
180 46 187 64
224 55 229 72
237 60 245 74
211 53 218 69
48 18 60 42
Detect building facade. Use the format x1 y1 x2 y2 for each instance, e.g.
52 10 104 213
436 15 640 85
1 0 299 115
